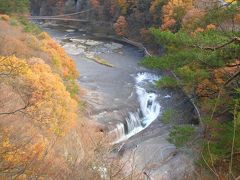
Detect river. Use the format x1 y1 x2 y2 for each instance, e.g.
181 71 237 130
42 24 196 179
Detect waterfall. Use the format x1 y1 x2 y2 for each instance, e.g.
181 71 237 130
112 72 161 143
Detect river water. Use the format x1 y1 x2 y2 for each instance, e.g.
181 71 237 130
42 25 195 179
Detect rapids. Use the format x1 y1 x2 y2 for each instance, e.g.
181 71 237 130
112 72 161 143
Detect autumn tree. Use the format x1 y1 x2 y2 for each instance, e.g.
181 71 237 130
114 15 128 36
150 0 168 24
0 55 78 177
161 0 193 31
0 15 81 179
90 0 100 9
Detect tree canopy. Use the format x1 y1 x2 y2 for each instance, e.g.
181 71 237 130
142 2 240 177
0 0 29 14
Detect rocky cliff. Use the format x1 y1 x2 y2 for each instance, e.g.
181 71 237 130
30 0 89 15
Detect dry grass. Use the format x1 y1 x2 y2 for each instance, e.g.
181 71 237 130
0 14 10 21
0 20 51 61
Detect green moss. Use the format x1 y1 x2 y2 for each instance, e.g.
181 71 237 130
18 17 42 35
78 100 87 112
161 109 176 124
65 79 79 98
92 56 114 67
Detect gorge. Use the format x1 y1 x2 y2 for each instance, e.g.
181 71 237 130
1 0 239 179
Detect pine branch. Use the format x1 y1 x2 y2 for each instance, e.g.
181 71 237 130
193 37 240 51
224 70 240 86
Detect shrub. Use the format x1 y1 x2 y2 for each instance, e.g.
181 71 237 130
9 18 18 26
156 76 178 88
38 32 50 40
168 125 195 147
18 17 42 34
26 35 42 50
23 22 42 34
65 78 79 98
161 109 176 124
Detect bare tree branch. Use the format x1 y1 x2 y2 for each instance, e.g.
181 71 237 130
0 100 30 116
224 70 240 86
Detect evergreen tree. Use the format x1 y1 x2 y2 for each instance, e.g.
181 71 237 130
142 3 240 177
0 0 29 14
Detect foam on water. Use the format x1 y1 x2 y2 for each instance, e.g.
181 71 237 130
112 72 161 143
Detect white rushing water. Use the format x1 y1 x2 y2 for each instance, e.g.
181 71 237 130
113 72 161 143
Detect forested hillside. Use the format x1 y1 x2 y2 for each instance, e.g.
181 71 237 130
0 1 104 179
141 1 240 178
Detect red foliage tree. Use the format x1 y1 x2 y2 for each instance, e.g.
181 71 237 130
113 16 128 37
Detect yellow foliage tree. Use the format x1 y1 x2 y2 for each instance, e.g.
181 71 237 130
117 0 128 14
0 126 47 177
38 32 79 80
0 56 78 136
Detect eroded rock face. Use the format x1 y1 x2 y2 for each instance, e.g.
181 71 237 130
30 0 42 15
30 0 58 15
74 0 89 11
30 0 89 15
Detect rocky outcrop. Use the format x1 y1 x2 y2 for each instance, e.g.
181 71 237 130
30 0 89 15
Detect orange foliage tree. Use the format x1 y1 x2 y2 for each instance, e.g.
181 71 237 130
38 32 78 80
114 16 128 36
161 0 193 30
0 125 49 177
0 18 82 178
90 0 100 9
0 55 78 135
